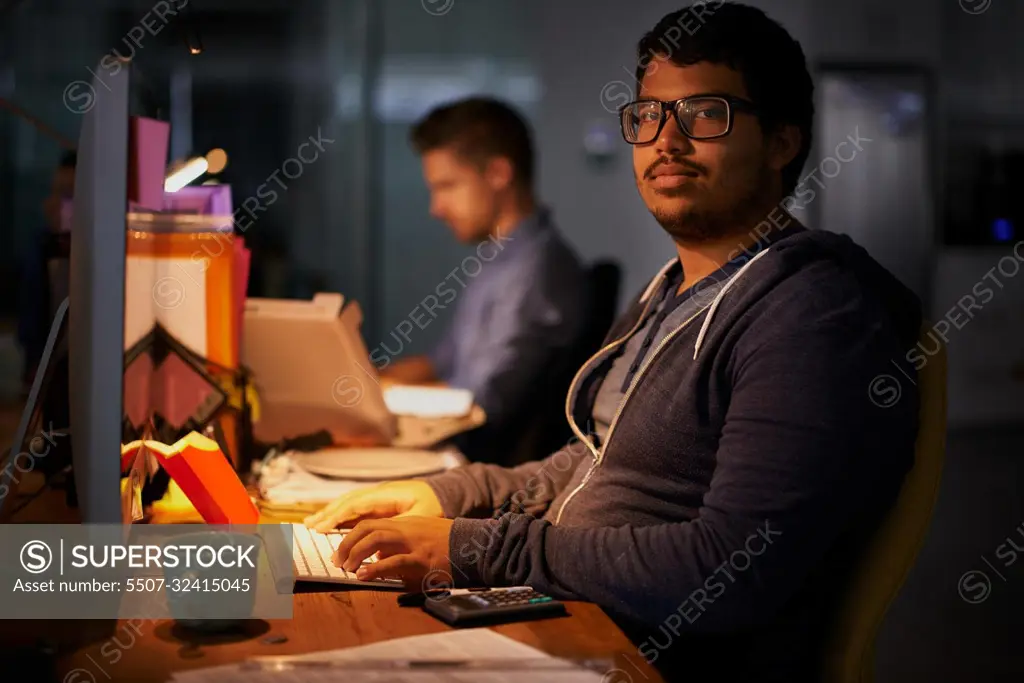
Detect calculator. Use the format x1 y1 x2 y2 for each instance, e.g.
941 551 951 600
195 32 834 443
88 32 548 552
422 586 567 626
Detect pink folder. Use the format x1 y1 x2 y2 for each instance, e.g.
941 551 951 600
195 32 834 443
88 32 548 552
129 117 170 211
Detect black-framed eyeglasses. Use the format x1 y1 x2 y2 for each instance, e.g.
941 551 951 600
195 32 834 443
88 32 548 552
619 95 758 144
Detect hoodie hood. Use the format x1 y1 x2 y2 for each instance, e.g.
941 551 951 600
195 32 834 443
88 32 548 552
577 225 924 433
632 227 924 361
758 228 923 346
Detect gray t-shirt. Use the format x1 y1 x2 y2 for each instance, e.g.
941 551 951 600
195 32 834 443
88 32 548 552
591 271 734 446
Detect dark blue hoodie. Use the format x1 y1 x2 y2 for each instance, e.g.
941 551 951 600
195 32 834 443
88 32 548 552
423 226 922 682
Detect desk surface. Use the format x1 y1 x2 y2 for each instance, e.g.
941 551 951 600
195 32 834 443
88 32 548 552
55 591 650 683
2 475 661 683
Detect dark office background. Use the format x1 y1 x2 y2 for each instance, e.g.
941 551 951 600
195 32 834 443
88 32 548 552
1 0 1022 680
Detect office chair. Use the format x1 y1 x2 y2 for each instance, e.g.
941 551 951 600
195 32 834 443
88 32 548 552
822 326 947 683
458 260 621 466
582 261 622 355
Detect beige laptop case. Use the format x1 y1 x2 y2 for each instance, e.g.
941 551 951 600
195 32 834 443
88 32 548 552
243 294 396 446
243 294 484 449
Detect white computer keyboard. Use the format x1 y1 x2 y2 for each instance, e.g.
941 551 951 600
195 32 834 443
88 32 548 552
290 523 404 588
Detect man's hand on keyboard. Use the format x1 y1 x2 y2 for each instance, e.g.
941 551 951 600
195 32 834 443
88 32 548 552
332 516 454 586
304 480 445 533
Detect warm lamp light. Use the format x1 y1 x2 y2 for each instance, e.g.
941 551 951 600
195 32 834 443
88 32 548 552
205 148 228 174
164 156 209 192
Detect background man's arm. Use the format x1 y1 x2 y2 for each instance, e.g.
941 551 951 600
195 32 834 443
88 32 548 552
418 438 591 518
447 253 584 428
381 355 438 385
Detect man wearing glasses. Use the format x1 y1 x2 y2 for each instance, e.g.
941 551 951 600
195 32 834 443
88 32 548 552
309 3 921 680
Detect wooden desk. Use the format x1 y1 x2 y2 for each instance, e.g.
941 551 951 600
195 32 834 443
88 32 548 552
2 476 661 683
55 591 653 682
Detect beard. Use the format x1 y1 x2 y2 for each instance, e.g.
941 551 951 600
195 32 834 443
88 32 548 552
643 164 774 244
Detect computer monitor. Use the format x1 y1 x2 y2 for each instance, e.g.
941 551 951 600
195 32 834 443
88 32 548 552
68 59 129 524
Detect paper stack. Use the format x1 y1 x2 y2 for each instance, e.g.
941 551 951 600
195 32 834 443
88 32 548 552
256 447 464 507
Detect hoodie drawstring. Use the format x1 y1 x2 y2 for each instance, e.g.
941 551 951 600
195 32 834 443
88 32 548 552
693 248 772 360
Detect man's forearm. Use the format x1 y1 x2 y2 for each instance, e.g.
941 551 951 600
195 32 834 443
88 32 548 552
446 511 804 635
381 355 438 384
419 441 590 519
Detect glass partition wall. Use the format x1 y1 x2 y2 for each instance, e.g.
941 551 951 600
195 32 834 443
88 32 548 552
0 0 541 358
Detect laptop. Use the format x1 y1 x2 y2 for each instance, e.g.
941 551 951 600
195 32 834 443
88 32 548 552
242 293 485 449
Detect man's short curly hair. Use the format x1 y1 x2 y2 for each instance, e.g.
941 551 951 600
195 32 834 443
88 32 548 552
634 2 814 196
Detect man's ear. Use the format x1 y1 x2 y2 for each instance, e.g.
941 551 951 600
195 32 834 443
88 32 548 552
482 156 515 192
767 124 802 172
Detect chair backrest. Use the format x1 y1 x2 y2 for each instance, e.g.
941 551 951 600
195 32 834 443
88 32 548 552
548 259 622 440
498 260 622 466
822 327 947 683
578 261 622 358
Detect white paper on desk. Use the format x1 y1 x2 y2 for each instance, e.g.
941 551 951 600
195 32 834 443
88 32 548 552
168 629 612 683
383 385 474 418
258 453 375 505
291 628 549 662
260 448 464 505
173 670 606 683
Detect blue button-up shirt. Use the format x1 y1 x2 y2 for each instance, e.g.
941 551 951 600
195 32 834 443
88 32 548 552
429 209 587 427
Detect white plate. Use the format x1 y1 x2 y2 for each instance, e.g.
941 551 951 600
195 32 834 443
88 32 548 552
292 448 456 480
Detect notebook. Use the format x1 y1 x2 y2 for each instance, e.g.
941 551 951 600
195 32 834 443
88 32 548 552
125 229 242 461
125 230 238 369
121 431 258 525
383 385 473 418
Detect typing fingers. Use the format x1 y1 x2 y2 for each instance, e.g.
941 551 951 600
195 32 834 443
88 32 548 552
332 519 377 562
303 495 352 528
354 554 423 583
335 525 406 572
312 497 410 532
310 498 377 532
